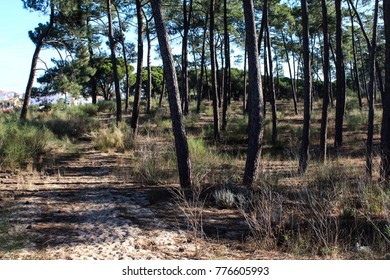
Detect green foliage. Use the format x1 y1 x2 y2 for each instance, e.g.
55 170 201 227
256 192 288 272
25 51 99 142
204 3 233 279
188 137 236 187
345 109 367 131
0 118 54 169
97 100 116 113
309 162 351 190
132 144 177 185
44 115 97 140
92 124 134 153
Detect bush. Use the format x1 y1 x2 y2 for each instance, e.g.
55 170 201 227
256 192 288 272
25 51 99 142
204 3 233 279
92 125 125 152
44 116 98 139
0 120 54 169
72 104 99 117
97 100 116 113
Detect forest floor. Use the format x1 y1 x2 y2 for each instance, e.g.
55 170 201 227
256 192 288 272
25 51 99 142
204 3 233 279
0 141 294 260
1 100 389 260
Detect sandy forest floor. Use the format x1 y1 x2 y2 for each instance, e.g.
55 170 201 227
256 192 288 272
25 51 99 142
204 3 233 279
0 141 294 260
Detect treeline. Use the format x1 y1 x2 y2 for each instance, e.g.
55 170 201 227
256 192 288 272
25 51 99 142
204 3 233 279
19 0 390 191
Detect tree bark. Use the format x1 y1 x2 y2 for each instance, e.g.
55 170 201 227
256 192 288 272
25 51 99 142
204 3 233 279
381 0 390 184
107 0 122 125
131 0 144 135
222 0 230 131
334 0 346 149
150 0 192 190
114 4 131 113
347 0 384 99
298 0 311 174
196 13 208 114
264 0 277 143
347 1 363 109
181 0 193 115
242 0 264 187
366 0 379 181
281 30 298 115
20 1 54 120
320 0 330 162
210 0 220 141
144 11 152 114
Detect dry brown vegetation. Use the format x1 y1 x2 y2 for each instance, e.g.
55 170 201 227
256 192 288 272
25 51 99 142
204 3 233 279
1 97 390 260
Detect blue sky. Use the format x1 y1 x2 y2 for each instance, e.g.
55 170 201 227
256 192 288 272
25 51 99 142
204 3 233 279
0 1 58 93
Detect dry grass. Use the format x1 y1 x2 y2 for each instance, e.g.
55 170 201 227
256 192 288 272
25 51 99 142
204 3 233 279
2 96 390 259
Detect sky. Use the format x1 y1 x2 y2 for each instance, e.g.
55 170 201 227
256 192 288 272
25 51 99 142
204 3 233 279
0 1 245 94
0 1 59 93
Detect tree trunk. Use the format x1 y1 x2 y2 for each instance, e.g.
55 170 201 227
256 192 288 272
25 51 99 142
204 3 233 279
334 0 346 149
210 0 220 141
145 12 152 114
150 0 192 190
320 0 330 162
86 13 98 105
131 0 143 135
282 30 298 115
347 1 363 109
159 70 166 108
243 43 247 114
181 0 192 115
366 0 379 181
264 0 277 143
298 0 311 174
20 1 54 120
222 0 230 131
381 0 390 184
107 0 122 125
196 13 208 114
347 0 384 99
242 0 264 187
114 4 131 113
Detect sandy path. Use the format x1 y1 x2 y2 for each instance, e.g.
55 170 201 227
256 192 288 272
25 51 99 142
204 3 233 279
0 144 291 260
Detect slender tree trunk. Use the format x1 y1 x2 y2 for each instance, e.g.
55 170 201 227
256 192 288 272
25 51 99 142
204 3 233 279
86 14 98 105
114 4 130 113
347 1 363 109
366 0 379 181
131 0 143 135
381 0 390 184
159 70 166 108
107 0 122 125
282 31 298 115
320 0 330 162
243 43 247 114
222 0 230 131
347 0 384 99
150 0 192 190
144 12 152 114
181 0 192 115
264 0 277 143
263 30 269 116
242 0 264 187
197 13 208 114
210 0 220 141
21 1 54 120
334 0 346 149
298 0 311 174
216 43 222 109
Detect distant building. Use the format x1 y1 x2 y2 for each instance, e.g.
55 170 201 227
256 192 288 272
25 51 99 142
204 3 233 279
0 90 23 112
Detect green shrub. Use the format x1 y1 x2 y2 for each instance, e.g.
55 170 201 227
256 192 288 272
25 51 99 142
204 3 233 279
97 100 116 112
71 104 99 117
44 116 98 139
0 120 54 169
